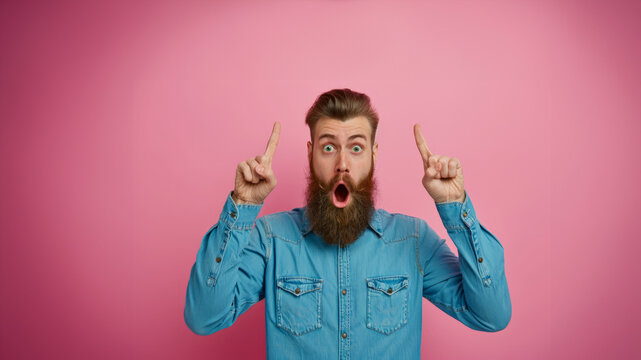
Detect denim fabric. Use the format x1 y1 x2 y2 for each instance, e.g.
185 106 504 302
184 190 511 359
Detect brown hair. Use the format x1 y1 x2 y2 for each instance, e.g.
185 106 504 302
305 88 379 143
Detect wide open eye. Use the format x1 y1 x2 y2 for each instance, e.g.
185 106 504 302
323 144 335 152
352 145 363 153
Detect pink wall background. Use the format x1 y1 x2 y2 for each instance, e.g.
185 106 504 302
1 0 640 359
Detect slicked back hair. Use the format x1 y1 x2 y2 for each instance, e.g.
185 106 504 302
305 88 379 144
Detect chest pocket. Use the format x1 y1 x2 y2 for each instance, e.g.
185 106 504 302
366 275 409 335
276 277 323 336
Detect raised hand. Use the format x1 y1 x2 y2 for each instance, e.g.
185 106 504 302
232 122 280 205
413 124 465 203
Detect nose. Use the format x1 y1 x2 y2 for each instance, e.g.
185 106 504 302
336 150 350 174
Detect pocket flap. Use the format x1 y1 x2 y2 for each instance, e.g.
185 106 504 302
367 275 409 296
278 277 323 297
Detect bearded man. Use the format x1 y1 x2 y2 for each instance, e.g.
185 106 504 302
184 89 512 359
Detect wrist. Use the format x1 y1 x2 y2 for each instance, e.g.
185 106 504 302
231 191 262 205
435 192 465 204
454 192 466 203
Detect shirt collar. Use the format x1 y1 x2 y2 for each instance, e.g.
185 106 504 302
301 207 383 237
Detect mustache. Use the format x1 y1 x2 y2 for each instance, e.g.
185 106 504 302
317 173 357 193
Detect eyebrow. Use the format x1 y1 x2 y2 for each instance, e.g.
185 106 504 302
317 134 368 142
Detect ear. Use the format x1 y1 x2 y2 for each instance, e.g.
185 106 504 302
307 141 312 162
372 142 378 167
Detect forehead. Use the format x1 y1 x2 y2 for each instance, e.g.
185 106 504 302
313 116 372 142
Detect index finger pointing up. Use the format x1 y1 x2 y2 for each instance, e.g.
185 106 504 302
413 124 433 162
264 122 281 159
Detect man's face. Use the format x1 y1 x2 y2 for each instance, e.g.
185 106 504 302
305 116 378 246
307 116 378 208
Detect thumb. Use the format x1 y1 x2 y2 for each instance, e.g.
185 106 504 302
256 165 276 182
255 165 270 180
261 165 277 184
425 166 438 181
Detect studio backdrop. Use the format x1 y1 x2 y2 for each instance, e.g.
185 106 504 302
1 0 640 359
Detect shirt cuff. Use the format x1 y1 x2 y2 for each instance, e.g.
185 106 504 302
435 190 477 231
219 191 262 230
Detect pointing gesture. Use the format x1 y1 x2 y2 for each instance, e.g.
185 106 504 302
232 122 280 205
413 124 465 203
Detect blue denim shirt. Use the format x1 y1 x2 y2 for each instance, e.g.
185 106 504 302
184 190 511 359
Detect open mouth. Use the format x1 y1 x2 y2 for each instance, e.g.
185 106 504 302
332 181 350 208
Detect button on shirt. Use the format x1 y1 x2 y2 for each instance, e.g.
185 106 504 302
184 191 511 359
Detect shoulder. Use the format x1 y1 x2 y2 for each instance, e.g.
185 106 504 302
257 208 306 245
372 208 424 244
375 209 446 273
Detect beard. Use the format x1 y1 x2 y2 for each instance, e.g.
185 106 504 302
305 159 376 247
